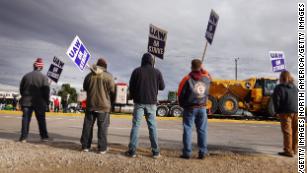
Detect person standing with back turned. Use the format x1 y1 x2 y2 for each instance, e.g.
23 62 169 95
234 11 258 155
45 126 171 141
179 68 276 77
178 59 211 159
126 53 165 159
272 70 298 157
81 58 115 154
19 58 50 143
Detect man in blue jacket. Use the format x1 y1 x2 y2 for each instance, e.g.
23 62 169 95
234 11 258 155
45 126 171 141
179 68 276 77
126 53 165 159
178 59 211 159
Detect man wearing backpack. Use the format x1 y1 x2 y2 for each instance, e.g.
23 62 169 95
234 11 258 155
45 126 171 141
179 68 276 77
178 59 211 159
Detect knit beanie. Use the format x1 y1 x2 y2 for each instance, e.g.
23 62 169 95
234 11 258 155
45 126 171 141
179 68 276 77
96 58 107 68
34 58 44 69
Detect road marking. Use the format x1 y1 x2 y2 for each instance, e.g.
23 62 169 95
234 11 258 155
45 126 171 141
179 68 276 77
2 116 22 119
0 116 277 129
1 112 305 126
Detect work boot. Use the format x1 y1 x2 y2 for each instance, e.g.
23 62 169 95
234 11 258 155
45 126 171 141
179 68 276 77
198 152 210 160
278 152 294 157
180 155 190 159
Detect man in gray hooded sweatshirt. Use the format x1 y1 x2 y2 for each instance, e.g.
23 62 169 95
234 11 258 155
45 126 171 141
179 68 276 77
81 58 115 154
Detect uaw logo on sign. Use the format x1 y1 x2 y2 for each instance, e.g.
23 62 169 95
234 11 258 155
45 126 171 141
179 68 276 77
148 24 168 59
269 51 286 72
205 9 219 45
47 56 64 83
66 35 91 72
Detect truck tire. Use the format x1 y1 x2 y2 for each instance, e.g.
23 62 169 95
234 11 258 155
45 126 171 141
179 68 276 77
267 98 275 117
218 95 238 115
206 95 218 114
156 105 169 117
170 105 183 117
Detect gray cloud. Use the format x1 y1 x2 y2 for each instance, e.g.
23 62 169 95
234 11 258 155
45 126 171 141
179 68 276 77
0 0 300 98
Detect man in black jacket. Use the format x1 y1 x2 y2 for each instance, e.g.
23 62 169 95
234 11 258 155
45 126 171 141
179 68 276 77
19 58 50 142
126 53 165 159
272 70 298 157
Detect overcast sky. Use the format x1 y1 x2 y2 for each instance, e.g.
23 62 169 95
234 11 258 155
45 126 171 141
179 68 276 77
0 0 301 98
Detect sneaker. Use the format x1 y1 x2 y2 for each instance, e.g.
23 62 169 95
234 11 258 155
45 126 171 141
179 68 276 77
278 152 294 157
98 147 109 154
99 150 107 154
180 155 190 159
125 150 136 158
153 153 161 159
41 138 50 142
19 139 27 143
82 149 90 152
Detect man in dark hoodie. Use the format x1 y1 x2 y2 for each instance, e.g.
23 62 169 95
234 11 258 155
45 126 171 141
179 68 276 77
272 70 298 157
19 58 50 142
177 59 211 159
126 53 165 159
81 58 115 154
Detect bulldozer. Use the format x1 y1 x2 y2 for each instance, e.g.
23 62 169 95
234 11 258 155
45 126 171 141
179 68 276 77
206 77 278 116
156 77 278 117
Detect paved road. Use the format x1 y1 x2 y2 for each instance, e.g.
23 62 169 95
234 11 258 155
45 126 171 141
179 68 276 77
0 113 284 156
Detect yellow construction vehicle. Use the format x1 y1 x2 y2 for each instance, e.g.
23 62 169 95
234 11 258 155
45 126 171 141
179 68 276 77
206 77 278 116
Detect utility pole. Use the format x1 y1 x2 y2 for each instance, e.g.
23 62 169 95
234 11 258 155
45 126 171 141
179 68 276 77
235 58 239 80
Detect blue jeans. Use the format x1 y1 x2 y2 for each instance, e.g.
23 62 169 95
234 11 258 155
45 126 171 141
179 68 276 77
128 104 159 154
20 106 49 140
182 107 208 156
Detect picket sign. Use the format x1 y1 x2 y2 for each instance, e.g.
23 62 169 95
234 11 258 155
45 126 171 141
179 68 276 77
147 24 168 66
47 56 65 83
66 35 91 72
269 51 286 72
202 9 219 62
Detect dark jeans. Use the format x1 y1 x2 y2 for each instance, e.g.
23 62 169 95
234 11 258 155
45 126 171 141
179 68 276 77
80 111 110 151
20 106 49 140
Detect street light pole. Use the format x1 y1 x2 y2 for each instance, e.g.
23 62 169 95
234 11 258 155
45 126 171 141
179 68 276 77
235 58 239 80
